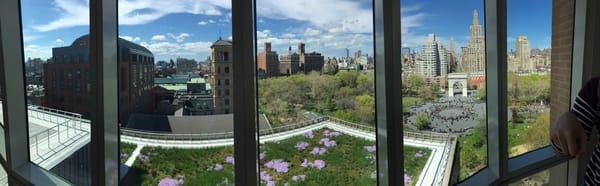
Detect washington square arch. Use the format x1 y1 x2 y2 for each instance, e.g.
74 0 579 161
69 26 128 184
447 73 468 97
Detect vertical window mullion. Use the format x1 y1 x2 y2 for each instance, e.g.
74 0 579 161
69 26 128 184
484 0 508 183
89 0 119 185
232 0 258 185
0 0 30 173
373 0 402 185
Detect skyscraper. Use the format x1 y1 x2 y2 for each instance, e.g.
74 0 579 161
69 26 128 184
447 37 459 73
461 9 486 74
515 35 532 72
416 33 448 78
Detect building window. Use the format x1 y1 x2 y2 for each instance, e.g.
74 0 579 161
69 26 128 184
225 79 230 85
224 52 229 61
224 99 230 105
225 89 230 95
218 67 221 74
218 79 221 86
225 67 230 73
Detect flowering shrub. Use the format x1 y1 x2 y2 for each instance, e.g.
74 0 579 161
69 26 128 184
404 174 412 185
260 171 275 186
138 153 149 163
310 147 327 155
415 151 425 158
213 163 223 171
323 130 341 137
265 159 290 173
225 156 235 165
313 159 326 170
292 175 306 182
259 152 266 160
295 141 310 151
158 177 184 186
320 138 337 147
303 131 314 139
364 145 376 153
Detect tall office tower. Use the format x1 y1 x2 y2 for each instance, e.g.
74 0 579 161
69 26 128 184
416 33 448 78
345 48 350 58
515 35 532 72
257 42 280 78
210 37 233 114
461 9 486 74
447 37 458 73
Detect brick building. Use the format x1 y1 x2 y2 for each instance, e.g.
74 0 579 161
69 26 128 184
44 35 156 124
257 42 279 78
210 37 233 114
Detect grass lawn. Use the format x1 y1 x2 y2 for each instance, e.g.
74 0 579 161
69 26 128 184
126 128 431 186
120 142 137 163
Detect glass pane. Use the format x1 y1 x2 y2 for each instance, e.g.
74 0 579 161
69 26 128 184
401 0 487 182
507 0 552 158
20 0 91 184
256 0 376 185
117 1 234 185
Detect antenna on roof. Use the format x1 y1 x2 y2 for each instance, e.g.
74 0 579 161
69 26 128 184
219 30 222 40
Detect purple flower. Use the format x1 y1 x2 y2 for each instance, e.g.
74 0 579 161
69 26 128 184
214 163 223 171
303 131 314 139
158 178 180 186
266 181 276 186
404 174 412 185
320 138 337 147
312 160 326 170
310 147 327 155
260 171 272 182
364 145 376 153
292 174 307 182
415 151 425 158
301 159 311 168
265 159 290 173
259 152 266 160
323 130 341 137
225 156 235 165
295 141 310 151
138 154 149 163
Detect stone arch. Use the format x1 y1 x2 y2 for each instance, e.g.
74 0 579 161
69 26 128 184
447 73 468 97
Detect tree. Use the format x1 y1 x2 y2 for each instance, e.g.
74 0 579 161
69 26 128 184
476 86 486 101
355 94 375 124
407 74 425 95
414 113 431 130
523 112 550 149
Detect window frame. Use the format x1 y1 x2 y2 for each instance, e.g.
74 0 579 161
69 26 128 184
0 0 593 185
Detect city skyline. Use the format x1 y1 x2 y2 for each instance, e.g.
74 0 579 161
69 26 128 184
21 0 550 62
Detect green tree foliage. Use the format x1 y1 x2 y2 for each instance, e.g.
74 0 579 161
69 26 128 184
414 113 431 130
459 118 487 179
258 71 375 126
508 73 550 104
476 86 486 101
522 112 550 149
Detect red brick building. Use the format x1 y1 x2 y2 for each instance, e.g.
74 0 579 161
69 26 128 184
257 42 279 78
44 35 156 125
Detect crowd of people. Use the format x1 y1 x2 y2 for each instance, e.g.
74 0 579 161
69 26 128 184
407 97 484 133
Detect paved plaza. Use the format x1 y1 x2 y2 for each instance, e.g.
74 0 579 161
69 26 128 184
407 96 486 133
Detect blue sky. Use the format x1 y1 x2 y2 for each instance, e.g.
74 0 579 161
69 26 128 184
20 0 551 62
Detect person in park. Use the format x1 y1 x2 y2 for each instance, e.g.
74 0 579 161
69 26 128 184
551 77 600 185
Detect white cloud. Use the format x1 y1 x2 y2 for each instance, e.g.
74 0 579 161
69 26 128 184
54 39 65 44
183 41 212 53
24 45 53 59
304 28 322 37
198 21 208 25
140 40 212 57
34 0 231 31
209 19 216 24
167 33 190 42
23 34 41 42
120 35 141 43
257 0 373 34
151 35 167 41
198 19 217 25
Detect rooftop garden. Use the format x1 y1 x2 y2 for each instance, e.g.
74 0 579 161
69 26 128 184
123 128 431 185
